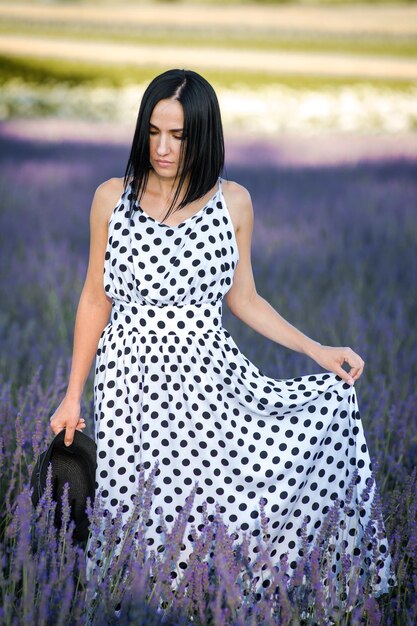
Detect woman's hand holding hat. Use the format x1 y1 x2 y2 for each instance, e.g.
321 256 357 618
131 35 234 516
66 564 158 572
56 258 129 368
49 396 86 446
30 426 97 542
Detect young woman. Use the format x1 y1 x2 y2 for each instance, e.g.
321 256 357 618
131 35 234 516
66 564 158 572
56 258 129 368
49 69 394 594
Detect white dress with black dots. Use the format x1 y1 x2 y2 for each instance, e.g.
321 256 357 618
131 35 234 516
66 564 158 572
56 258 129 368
91 178 394 595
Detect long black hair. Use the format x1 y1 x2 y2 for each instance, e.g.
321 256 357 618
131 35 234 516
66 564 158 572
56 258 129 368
124 69 225 223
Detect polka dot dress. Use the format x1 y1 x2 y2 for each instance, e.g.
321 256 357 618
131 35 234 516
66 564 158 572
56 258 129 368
89 178 395 596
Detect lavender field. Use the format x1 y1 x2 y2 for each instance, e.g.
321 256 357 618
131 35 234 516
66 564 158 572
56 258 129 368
0 120 417 624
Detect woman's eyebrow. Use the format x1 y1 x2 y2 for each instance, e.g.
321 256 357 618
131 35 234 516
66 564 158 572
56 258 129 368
149 122 184 132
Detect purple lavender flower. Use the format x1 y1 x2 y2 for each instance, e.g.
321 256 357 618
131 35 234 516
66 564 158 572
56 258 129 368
1 121 416 624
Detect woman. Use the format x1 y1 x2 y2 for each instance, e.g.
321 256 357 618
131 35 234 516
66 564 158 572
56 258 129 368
50 69 394 594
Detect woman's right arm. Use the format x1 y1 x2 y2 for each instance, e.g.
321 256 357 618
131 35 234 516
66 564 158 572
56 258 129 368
49 178 123 446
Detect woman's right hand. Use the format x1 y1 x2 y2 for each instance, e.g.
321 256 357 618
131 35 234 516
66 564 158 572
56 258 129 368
49 396 86 446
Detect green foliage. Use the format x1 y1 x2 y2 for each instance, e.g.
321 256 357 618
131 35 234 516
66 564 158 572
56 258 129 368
1 14 417 58
1 54 415 93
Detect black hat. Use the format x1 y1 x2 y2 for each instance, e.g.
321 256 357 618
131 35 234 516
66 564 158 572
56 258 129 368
30 429 97 543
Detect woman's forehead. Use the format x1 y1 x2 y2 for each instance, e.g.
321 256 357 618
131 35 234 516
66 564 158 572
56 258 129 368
150 99 184 127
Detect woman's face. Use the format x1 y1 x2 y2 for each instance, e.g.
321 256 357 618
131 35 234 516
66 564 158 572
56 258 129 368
149 98 185 180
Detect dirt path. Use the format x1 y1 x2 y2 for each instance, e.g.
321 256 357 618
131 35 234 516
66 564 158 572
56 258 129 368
0 34 416 81
1 2 417 36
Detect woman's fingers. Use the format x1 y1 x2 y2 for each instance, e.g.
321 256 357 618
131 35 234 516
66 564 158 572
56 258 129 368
64 424 76 447
48 398 84 443
341 348 365 383
64 418 86 444
313 344 366 386
49 415 86 439
334 364 355 385
349 365 364 381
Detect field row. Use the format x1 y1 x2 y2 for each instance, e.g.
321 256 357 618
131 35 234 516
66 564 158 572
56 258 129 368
2 73 416 133
1 2 417 85
2 2 417 36
2 34 417 82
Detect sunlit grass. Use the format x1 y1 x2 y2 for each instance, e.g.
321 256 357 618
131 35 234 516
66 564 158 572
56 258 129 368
2 18 417 58
1 54 416 92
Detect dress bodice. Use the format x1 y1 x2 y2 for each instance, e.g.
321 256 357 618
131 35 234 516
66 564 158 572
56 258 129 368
104 179 239 309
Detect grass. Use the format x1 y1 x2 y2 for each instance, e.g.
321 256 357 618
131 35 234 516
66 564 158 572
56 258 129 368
1 19 417 58
1 54 416 92
1 1 416 97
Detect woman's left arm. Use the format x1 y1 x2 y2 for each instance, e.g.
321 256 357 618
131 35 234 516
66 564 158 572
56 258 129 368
223 181 364 386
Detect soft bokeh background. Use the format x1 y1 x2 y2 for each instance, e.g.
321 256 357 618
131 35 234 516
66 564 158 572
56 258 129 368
1 1 417 622
1 0 417 132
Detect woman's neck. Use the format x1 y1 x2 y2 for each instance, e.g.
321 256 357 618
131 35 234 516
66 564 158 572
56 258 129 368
146 171 188 211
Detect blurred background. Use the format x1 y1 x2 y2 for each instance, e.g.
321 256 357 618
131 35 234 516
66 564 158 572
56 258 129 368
0 0 416 136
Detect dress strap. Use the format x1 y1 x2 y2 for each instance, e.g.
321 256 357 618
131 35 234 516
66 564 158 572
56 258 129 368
218 176 223 192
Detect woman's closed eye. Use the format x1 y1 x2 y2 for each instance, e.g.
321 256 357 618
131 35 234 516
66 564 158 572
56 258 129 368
149 130 185 140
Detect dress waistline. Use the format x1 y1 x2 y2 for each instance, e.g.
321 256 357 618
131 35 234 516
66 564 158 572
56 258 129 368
110 300 223 335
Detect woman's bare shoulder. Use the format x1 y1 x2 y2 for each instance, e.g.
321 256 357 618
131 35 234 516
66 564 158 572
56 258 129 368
221 179 253 231
92 177 125 223
222 179 251 203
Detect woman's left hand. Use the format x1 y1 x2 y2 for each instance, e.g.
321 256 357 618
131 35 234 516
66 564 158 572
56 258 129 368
311 345 365 385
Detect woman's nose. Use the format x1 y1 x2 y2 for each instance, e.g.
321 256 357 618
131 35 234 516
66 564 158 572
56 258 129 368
156 135 170 155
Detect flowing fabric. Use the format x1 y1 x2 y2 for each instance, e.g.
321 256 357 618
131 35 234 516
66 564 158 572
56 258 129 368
87 178 395 596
